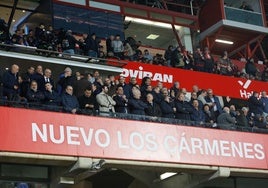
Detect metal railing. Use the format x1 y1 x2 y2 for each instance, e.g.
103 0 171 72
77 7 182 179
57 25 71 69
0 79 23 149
0 99 267 134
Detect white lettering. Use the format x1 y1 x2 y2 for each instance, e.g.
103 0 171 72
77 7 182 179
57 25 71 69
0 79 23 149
120 67 173 84
220 140 231 157
179 135 191 154
49 124 64 144
66 126 80 145
191 138 204 155
164 136 176 153
145 133 158 151
254 144 265 160
163 74 173 83
80 128 94 146
32 123 47 142
204 139 219 156
231 142 243 158
117 131 129 149
95 129 110 148
244 142 254 159
130 132 144 151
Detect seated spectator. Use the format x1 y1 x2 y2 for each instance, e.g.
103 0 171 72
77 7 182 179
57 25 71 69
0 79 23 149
229 104 237 118
128 87 147 115
143 49 153 63
160 95 175 118
96 85 116 116
113 86 128 114
236 107 251 127
190 91 203 109
203 104 216 125
145 93 162 117
43 82 61 110
174 92 193 120
61 85 80 114
190 99 205 124
78 87 98 115
2 64 20 101
26 80 45 105
217 107 236 127
253 114 266 129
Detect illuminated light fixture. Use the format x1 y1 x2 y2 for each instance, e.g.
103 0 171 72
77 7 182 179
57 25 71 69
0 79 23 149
12 19 16 22
215 39 233 45
125 16 181 30
146 34 159 40
160 172 177 180
22 10 25 13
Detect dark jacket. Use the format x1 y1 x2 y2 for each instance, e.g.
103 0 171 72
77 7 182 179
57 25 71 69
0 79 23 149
174 99 193 120
43 90 61 106
26 89 45 104
113 95 128 113
160 100 175 118
61 92 79 113
248 95 263 115
128 98 147 115
2 70 19 96
191 107 205 123
78 94 98 113
145 102 162 117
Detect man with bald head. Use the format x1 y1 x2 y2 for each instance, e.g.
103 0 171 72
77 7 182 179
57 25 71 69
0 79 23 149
2 64 20 101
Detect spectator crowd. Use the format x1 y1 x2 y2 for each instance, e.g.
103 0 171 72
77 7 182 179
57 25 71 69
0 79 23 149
0 20 268 82
1 19 268 131
1 63 268 131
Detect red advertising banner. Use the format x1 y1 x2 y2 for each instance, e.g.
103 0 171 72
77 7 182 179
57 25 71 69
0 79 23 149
121 62 268 100
0 107 268 170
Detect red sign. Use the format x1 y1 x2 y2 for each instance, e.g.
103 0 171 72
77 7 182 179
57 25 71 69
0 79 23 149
0 107 268 170
121 62 268 99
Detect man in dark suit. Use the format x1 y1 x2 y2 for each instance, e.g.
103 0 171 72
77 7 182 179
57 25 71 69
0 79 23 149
113 86 128 114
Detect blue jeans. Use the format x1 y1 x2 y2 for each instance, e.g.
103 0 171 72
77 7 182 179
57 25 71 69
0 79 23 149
63 49 75 55
88 50 98 58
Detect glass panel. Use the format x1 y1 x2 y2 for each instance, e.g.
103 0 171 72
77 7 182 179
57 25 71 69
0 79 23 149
53 3 124 39
1 164 48 179
224 6 263 26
